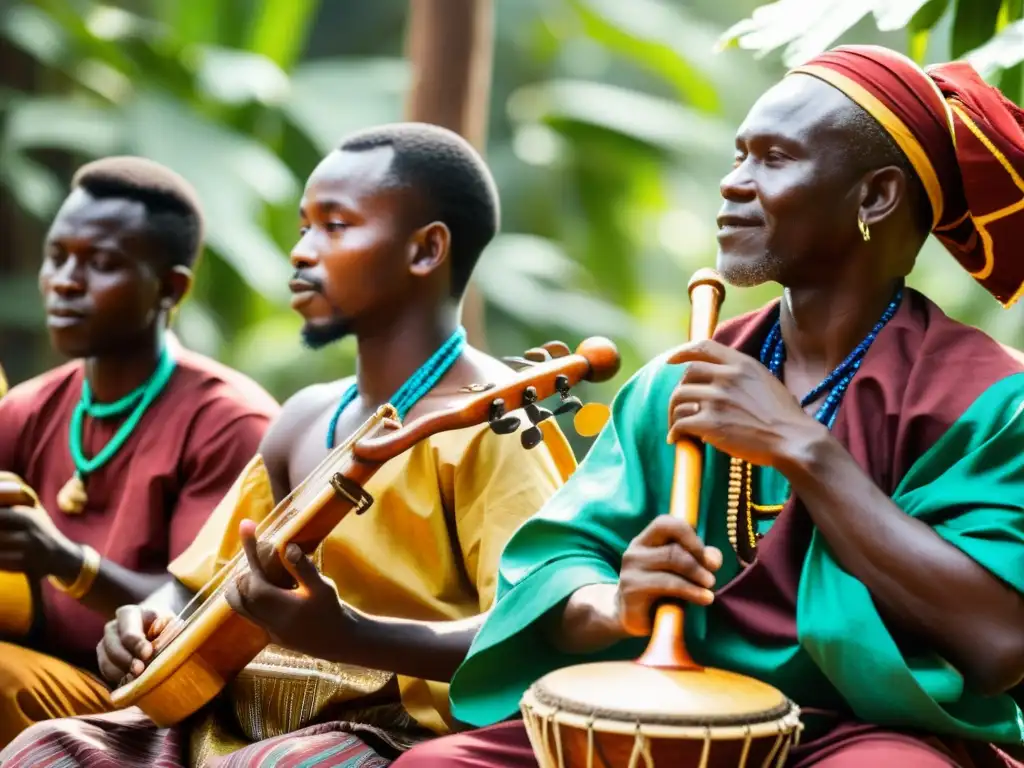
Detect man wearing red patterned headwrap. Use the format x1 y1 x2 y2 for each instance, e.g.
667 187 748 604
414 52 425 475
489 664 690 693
390 45 1024 768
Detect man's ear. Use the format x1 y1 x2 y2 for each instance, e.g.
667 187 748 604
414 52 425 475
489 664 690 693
408 221 451 278
163 265 193 311
858 166 904 228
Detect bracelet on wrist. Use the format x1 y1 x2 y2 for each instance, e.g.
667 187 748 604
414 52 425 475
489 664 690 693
48 544 101 600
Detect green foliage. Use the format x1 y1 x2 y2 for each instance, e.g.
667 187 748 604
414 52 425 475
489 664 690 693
719 0 1024 82
2 0 1021 428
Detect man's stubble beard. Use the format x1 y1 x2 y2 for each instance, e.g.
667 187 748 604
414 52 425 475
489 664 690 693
717 247 786 289
300 316 355 350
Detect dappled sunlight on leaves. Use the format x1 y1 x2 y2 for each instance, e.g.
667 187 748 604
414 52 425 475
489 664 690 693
3 0 1021 404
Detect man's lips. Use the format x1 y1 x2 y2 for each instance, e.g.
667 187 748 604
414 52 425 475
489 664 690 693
716 213 763 229
46 306 88 327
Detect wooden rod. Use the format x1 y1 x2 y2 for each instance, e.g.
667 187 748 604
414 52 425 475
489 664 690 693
636 268 726 670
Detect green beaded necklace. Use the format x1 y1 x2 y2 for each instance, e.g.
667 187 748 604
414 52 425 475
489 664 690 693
57 347 177 514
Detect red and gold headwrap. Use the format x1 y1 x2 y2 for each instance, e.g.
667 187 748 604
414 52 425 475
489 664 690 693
790 44 1024 307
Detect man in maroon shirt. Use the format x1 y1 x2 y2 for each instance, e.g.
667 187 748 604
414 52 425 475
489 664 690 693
0 156 279 746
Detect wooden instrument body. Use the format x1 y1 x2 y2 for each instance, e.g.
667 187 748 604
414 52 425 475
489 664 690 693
111 337 622 726
110 452 385 726
118 595 270 727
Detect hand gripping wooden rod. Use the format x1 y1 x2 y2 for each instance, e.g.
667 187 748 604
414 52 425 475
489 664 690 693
636 267 726 670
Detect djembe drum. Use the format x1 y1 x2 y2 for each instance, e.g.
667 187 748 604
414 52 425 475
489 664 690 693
521 269 803 768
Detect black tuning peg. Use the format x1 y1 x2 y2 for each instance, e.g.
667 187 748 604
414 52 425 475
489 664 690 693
555 397 583 416
521 425 544 449
488 399 521 435
491 417 521 435
525 402 554 425
553 374 582 415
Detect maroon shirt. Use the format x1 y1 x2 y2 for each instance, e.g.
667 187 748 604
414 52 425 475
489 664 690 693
0 345 280 669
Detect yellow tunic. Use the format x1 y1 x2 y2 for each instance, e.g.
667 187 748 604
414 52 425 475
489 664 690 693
166 417 575 759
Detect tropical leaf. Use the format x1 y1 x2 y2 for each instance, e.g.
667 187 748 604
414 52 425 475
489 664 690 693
507 79 733 158
2 96 121 156
966 19 1024 78
951 0 1003 58
244 0 319 70
121 93 295 300
718 0 876 66
1 4 67 68
908 0 952 31
567 0 721 112
717 0 957 65
282 58 409 154
153 0 222 46
873 0 939 29
474 234 641 343
0 152 65 219
190 46 291 106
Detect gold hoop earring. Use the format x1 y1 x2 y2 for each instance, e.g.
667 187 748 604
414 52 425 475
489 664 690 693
858 217 871 242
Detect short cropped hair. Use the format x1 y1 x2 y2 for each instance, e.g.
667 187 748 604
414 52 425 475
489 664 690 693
842 107 932 234
338 122 500 298
71 156 205 269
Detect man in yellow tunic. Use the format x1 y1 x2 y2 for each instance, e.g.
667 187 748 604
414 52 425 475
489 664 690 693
0 123 577 767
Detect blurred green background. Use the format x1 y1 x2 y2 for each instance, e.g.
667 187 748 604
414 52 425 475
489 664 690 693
2 0 1023 454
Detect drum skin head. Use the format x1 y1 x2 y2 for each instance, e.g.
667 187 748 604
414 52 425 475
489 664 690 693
530 661 793 726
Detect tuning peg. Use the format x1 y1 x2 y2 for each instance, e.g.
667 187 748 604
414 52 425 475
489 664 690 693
521 425 544 449
491 416 522 435
541 341 572 358
500 356 536 371
522 386 538 405
523 347 552 363
488 398 522 435
554 375 571 397
525 403 554 425
555 397 583 416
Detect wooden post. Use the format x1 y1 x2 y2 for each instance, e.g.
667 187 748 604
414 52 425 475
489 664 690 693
403 0 494 350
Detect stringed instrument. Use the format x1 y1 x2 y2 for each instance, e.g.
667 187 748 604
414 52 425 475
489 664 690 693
521 270 802 768
111 336 621 727
0 474 41 638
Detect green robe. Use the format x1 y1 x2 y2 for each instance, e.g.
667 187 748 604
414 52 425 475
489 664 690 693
449 292 1024 748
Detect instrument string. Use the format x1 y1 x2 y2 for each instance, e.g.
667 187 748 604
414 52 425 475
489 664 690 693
150 410 389 654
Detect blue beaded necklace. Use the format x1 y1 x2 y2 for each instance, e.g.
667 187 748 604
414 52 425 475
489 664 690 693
759 287 903 429
325 326 467 449
727 287 904 564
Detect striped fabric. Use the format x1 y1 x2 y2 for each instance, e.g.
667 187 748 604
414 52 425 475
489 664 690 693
211 726 391 768
0 708 395 768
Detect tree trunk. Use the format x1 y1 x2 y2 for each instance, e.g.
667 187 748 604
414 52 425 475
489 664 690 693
403 0 494 351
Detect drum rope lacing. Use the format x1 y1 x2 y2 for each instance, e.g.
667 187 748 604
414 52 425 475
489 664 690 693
523 700 803 768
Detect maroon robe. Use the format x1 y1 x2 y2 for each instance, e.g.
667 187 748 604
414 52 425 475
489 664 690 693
0 346 279 669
